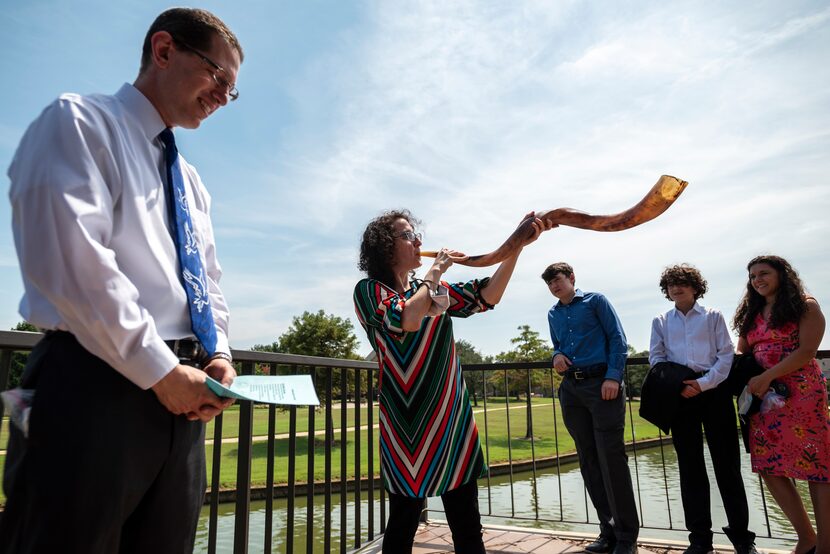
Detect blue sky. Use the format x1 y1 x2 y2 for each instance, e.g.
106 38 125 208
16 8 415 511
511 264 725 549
1 1 829 357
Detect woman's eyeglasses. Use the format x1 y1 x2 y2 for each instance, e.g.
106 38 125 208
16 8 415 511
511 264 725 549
395 230 422 242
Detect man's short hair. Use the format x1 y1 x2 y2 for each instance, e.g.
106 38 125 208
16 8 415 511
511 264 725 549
140 7 244 73
541 262 574 283
659 264 708 301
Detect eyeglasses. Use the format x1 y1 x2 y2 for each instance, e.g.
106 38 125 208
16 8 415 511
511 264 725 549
395 230 422 242
173 38 239 101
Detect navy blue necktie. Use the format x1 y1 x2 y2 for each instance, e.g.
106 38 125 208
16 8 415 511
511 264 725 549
159 128 218 356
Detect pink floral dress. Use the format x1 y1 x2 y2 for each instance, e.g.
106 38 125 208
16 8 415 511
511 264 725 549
747 314 830 481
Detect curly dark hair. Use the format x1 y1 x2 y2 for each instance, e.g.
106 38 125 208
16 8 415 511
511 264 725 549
733 255 808 337
659 264 708 301
358 209 421 287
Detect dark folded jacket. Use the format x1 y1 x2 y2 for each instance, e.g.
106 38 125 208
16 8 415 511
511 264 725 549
726 353 765 396
639 361 697 434
727 353 790 452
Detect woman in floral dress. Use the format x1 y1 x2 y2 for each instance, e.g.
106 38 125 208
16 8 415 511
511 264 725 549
733 255 828 554
354 209 550 553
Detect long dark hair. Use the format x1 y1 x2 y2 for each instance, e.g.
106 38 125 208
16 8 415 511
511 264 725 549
733 255 808 337
358 209 420 288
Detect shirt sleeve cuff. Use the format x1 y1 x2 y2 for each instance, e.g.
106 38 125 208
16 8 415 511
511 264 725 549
214 333 231 357
123 340 180 390
605 368 624 383
696 375 715 391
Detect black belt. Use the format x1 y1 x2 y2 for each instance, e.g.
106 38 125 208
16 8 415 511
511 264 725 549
164 338 207 362
564 364 607 380
45 331 206 363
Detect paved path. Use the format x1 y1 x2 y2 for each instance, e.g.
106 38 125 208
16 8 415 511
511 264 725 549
204 401 548 445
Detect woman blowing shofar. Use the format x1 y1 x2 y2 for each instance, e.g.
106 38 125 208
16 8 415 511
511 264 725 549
353 210 553 553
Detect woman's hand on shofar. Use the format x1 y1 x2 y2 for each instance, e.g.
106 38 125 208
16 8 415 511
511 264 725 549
431 248 467 275
520 211 557 248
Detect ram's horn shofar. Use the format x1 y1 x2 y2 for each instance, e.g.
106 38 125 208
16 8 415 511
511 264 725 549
421 175 688 268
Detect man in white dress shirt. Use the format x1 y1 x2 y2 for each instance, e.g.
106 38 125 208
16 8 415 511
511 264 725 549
649 265 756 554
1 8 242 553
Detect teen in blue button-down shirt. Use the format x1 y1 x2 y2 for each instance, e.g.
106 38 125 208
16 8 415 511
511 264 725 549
542 262 638 554
548 289 628 383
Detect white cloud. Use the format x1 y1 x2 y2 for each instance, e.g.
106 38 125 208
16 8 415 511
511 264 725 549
3 1 829 356
257 1 830 353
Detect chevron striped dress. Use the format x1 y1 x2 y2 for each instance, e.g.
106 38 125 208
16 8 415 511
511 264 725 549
354 277 490 498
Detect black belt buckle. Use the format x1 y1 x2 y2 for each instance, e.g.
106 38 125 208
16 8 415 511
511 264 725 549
572 370 585 380
166 339 204 362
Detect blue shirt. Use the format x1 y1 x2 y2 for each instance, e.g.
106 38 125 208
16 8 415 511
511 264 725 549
547 289 628 382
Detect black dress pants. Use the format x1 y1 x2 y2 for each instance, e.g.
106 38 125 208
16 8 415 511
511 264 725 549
0 332 206 554
558 375 640 543
382 479 485 554
671 382 755 548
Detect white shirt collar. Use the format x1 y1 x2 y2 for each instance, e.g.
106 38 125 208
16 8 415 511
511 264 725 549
670 301 704 319
115 83 167 143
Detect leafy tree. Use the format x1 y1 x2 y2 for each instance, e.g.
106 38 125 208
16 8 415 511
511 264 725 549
456 339 488 407
5 321 39 389
253 309 360 355
624 346 650 398
253 310 362 443
492 325 551 438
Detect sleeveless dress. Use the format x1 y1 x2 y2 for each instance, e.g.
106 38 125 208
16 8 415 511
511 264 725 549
353 277 489 497
747 313 830 481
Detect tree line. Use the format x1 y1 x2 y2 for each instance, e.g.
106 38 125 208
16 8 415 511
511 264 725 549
5 313 651 441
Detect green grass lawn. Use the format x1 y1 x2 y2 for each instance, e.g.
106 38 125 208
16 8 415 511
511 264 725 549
473 397 658 464
0 398 663 502
206 398 662 489
205 403 380 440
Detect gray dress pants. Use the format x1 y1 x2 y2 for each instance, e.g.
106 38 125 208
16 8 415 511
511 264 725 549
558 375 639 542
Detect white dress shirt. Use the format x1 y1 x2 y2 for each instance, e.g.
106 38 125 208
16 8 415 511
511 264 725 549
648 302 734 391
8 83 230 389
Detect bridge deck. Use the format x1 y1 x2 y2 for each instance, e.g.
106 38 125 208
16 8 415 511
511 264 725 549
355 522 789 553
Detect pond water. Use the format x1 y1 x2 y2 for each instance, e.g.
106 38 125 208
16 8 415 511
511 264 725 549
195 444 806 552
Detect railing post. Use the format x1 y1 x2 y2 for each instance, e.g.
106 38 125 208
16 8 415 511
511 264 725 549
550 367 564 522
324 369 333 554
264 363 277 553
287 366 298 553
207 412 224 554
367 369 375 541
233 360 254 554
504 369 515 517
482 367 492 515
354 370 362 548
527 368 539 520
0 350 12 428
340 368 348 554
306 366 316 554
0 349 12 392
0 349 12 470
419 497 428 523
